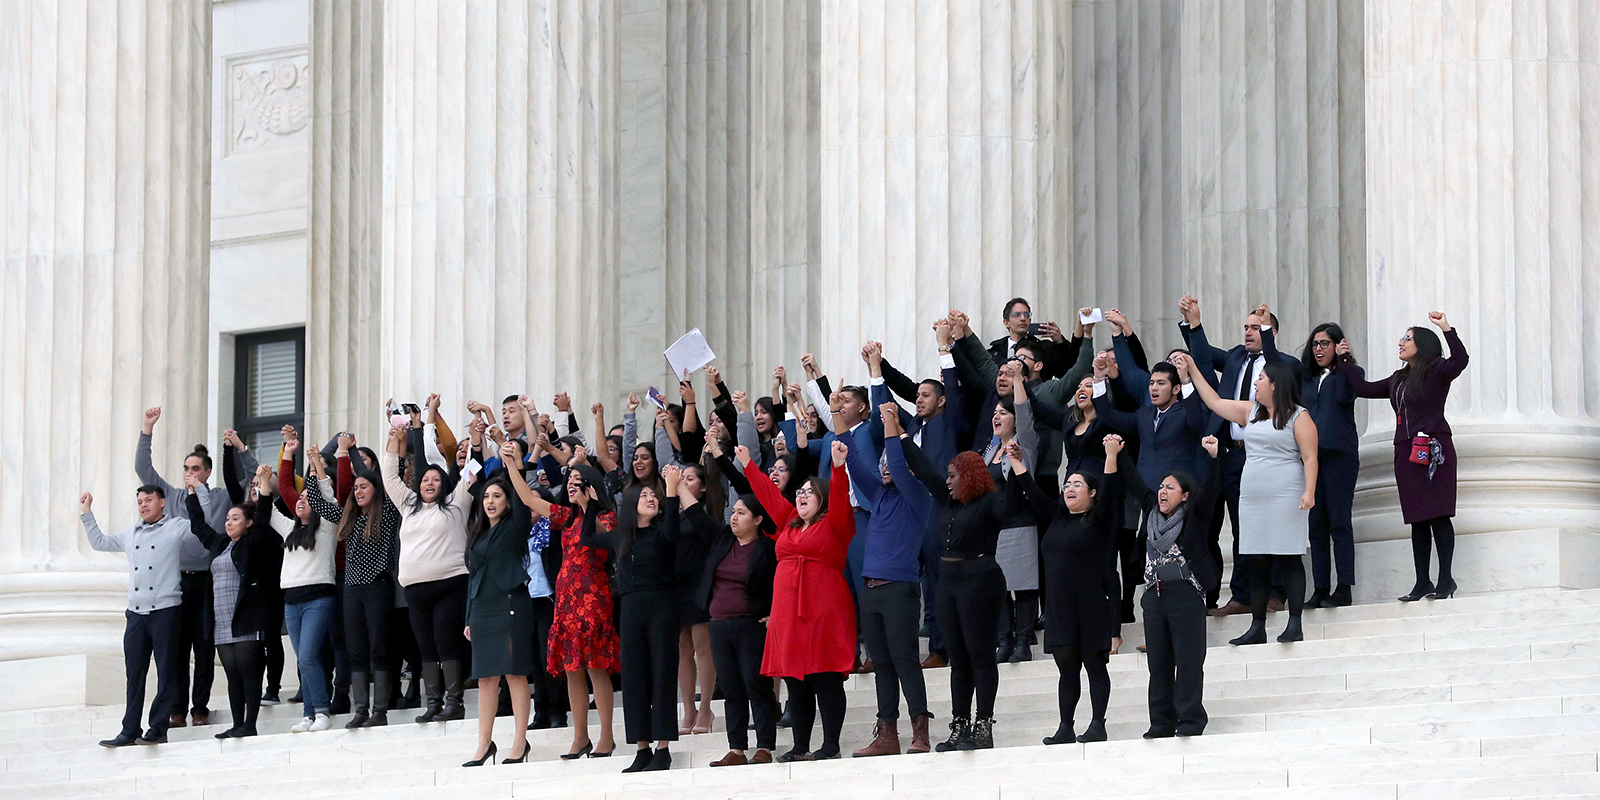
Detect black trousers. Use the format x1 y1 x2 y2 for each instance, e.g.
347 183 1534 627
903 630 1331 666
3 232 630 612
620 590 679 744
528 595 568 721
935 556 1004 719
174 571 215 715
708 617 778 751
262 594 284 696
919 525 945 657
342 579 393 674
1116 526 1141 620
122 607 182 738
1309 449 1359 589
1141 581 1208 735
216 640 264 732
783 672 847 754
404 575 470 662
859 580 929 721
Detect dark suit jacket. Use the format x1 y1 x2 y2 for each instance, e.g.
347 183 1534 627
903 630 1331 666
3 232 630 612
186 493 284 640
693 525 778 620
1180 322 1301 436
1301 366 1359 455
870 366 968 478
987 334 1081 381
1120 449 1223 595
1093 388 1207 492
466 477 534 620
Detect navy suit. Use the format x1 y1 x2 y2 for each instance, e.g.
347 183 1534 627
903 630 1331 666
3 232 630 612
1302 366 1359 590
1091 385 1207 494
1180 322 1301 606
869 367 968 478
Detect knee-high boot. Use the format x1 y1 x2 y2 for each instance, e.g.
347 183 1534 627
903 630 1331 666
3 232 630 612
364 671 392 727
344 672 370 729
437 660 467 721
414 663 444 723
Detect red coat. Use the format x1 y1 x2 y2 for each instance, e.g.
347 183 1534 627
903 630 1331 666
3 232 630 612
743 461 857 679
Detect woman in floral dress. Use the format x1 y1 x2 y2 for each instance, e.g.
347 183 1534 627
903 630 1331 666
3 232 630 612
545 463 621 759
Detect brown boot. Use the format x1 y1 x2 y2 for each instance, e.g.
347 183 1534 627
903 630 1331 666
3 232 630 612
852 718 900 757
908 714 932 754
168 713 187 729
921 652 947 669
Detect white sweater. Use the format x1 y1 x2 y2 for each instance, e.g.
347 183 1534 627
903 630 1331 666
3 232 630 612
280 503 338 590
382 451 475 586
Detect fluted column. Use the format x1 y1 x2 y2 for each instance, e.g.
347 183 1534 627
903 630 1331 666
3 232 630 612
748 0 821 389
307 0 382 446
819 0 1073 383
1181 0 1366 351
0 0 212 659
1071 0 1184 346
1359 0 1600 540
383 0 619 417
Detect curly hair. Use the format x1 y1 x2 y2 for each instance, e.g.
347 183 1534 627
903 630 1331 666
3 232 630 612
949 451 996 504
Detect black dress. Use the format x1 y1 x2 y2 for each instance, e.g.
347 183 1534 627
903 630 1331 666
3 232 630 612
465 482 536 679
675 502 718 626
1014 469 1122 653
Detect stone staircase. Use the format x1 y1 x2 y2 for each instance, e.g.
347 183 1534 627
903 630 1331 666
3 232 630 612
3 588 1600 799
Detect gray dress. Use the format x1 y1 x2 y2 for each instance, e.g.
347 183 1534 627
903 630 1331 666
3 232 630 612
1238 407 1309 556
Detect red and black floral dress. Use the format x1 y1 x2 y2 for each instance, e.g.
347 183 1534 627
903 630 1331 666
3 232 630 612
545 504 622 674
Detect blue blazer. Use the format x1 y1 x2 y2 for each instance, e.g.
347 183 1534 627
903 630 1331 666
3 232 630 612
1092 387 1208 491
870 366 968 478
1300 367 1359 455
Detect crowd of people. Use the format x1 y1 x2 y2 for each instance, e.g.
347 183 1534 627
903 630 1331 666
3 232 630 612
81 294 1469 768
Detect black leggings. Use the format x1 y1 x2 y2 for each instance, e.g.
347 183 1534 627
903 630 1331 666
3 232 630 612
1247 555 1306 622
936 557 1004 719
342 579 393 674
404 575 469 662
216 641 264 732
783 672 847 756
1052 648 1111 727
1410 517 1456 586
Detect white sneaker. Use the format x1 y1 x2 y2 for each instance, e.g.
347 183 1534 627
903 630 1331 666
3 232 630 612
308 713 332 732
290 717 314 733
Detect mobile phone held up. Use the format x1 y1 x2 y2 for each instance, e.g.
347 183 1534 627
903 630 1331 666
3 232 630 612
1027 322 1050 337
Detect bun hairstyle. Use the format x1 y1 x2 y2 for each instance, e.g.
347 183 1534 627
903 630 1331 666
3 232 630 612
189 444 213 470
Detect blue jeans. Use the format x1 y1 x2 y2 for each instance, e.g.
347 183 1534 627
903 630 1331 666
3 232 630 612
285 595 335 718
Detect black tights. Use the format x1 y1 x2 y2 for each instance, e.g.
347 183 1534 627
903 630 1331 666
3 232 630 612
1052 648 1111 728
1410 517 1456 587
217 641 264 732
1248 555 1306 622
782 673 847 757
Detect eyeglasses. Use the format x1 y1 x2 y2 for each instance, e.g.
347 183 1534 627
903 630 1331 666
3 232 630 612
1398 334 1414 344
1311 340 1335 349
1009 310 1032 319
794 486 817 498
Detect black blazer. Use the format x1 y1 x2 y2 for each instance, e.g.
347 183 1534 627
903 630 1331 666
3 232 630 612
1180 323 1302 437
1093 389 1206 493
466 477 534 621
1300 365 1359 455
693 524 778 620
186 492 284 639
1118 449 1222 595
987 334 1081 381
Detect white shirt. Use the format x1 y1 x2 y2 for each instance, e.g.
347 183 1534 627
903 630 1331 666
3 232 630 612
1231 333 1271 440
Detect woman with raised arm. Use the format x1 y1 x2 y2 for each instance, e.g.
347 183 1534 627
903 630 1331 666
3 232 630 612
695 490 780 767
1299 324 1360 608
277 431 340 733
1008 435 1124 744
545 459 621 760
459 439 542 766
183 467 284 739
1175 353 1318 646
737 440 856 762
1335 312 1469 601
577 466 685 773
382 422 477 725
981 361 1041 663
303 431 402 728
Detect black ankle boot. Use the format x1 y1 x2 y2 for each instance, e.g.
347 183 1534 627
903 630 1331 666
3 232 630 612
1042 721 1075 745
1229 619 1268 646
1328 584 1353 607
994 632 1014 664
964 717 994 750
1399 580 1434 602
644 747 672 771
622 747 654 773
1076 719 1108 742
1306 588 1330 608
1277 615 1304 643
935 717 970 752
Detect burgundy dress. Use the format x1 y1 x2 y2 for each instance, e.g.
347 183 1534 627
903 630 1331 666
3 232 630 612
1336 328 1470 524
545 504 622 674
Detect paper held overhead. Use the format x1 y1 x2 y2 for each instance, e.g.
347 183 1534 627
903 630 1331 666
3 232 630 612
664 328 717 379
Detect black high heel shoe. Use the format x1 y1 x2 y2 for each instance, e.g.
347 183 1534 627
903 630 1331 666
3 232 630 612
462 741 497 767
1398 581 1434 602
559 741 593 760
589 746 614 758
502 743 530 764
1427 579 1457 600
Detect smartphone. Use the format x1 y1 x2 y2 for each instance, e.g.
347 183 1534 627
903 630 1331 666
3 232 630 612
1028 322 1049 337
401 403 421 415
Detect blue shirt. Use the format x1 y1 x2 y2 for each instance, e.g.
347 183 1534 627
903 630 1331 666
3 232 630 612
841 432 933 583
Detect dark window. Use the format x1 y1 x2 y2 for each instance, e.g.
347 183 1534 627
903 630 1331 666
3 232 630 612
233 328 305 458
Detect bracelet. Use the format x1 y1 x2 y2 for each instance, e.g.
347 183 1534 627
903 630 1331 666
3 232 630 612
684 401 696 405
937 345 952 354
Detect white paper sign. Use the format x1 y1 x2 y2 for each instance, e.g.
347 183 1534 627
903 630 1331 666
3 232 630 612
664 328 717 379
464 459 483 478
1079 307 1105 325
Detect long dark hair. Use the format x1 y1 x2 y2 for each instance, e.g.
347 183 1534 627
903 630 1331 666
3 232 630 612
407 464 456 514
772 452 801 502
613 484 661 560
1397 326 1444 396
734 493 775 536
686 461 726 522
284 506 322 551
228 502 258 538
1300 322 1346 378
788 476 829 529
335 471 388 542
465 476 514 547
1251 361 1304 430
625 442 664 496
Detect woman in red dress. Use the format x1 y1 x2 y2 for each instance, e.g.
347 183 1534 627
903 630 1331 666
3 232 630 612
737 440 855 762
544 463 620 759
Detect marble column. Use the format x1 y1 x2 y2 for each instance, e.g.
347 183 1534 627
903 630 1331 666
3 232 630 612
820 0 1074 383
1071 0 1185 347
383 0 619 423
748 0 822 388
665 0 754 391
1359 0 1600 544
1181 0 1366 351
306 0 383 447
0 0 212 659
